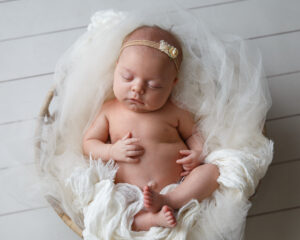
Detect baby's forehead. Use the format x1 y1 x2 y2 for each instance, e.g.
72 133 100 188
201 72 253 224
125 26 176 46
118 46 174 76
120 45 168 61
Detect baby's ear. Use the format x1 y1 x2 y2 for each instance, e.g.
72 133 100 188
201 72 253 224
173 77 179 86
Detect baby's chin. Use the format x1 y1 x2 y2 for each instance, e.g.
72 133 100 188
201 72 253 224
124 101 160 113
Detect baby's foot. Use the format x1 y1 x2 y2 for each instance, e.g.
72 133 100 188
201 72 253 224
143 185 167 213
155 205 177 228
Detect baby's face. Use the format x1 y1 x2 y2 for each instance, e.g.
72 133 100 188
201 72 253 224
113 46 178 113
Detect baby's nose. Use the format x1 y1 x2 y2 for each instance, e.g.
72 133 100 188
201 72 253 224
132 82 145 95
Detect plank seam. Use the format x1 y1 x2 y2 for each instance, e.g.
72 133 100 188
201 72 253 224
0 0 20 4
1 197 299 218
247 29 300 40
0 72 53 83
247 205 300 218
270 157 300 167
266 113 300 122
0 117 38 126
266 70 300 79
0 26 86 43
188 0 245 10
0 206 49 218
0 0 245 42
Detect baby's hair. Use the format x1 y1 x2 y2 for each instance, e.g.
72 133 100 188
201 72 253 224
121 25 183 69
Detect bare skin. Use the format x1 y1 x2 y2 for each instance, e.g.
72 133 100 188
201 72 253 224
82 27 220 231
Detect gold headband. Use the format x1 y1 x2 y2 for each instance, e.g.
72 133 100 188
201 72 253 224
120 40 180 71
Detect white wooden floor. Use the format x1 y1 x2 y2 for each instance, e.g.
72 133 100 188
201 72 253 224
1 0 300 239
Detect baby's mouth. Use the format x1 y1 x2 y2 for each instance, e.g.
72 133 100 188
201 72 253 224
129 98 144 104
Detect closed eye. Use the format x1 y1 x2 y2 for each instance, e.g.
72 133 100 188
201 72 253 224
149 85 162 89
121 75 133 81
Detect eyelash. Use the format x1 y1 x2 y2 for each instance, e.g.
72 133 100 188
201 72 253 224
149 85 161 89
122 75 132 81
121 75 161 89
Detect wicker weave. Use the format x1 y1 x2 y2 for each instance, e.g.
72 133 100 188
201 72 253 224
34 86 83 238
34 87 266 237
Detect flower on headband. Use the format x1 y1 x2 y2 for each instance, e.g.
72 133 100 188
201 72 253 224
159 40 179 59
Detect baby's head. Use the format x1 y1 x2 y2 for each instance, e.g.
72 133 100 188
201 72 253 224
113 25 183 113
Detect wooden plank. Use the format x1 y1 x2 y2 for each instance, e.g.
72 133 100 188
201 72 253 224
1 143 298 221
1 23 300 82
0 75 299 165
0 59 298 125
1 0 300 42
1 65 299 125
0 120 36 168
0 163 300 240
248 160 300 216
249 31 300 77
0 28 83 82
192 0 300 39
266 115 300 163
0 75 53 123
0 207 81 240
0 163 47 215
1 203 299 240
0 31 300 124
245 208 300 240
0 0 235 41
267 72 300 120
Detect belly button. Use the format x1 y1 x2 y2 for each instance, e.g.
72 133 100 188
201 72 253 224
147 180 157 189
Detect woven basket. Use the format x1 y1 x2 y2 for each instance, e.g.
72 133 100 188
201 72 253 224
34 87 267 238
34 86 83 238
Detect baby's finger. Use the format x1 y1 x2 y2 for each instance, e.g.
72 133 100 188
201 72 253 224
125 157 140 163
126 150 144 157
124 138 140 145
126 144 144 151
176 156 192 164
180 171 190 177
179 150 191 155
122 132 132 140
183 165 193 171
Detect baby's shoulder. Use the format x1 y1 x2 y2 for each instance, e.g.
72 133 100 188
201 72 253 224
168 99 195 124
168 99 193 116
97 98 118 117
102 98 117 109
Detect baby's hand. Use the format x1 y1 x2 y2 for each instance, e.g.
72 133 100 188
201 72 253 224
110 132 144 163
176 149 204 177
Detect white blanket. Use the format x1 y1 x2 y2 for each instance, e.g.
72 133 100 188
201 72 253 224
64 139 273 240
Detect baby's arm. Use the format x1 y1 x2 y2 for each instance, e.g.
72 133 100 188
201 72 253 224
82 102 144 162
82 103 113 161
176 108 206 176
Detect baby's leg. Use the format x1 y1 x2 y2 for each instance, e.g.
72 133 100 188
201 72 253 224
143 163 220 212
131 205 176 231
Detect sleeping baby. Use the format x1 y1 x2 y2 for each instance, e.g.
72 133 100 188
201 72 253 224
82 25 220 231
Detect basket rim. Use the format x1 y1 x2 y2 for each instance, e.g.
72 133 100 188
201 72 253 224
34 86 83 239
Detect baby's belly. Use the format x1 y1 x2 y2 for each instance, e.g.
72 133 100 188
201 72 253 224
115 140 188 192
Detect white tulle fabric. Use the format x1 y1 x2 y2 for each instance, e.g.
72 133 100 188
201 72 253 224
35 4 274 240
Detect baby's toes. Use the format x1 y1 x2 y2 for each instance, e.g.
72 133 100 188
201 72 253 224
163 206 176 224
162 205 171 213
167 215 176 226
143 186 152 196
165 212 175 220
143 186 153 206
143 186 152 198
144 198 152 207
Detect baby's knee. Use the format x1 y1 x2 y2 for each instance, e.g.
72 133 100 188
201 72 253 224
205 163 220 177
193 163 220 180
